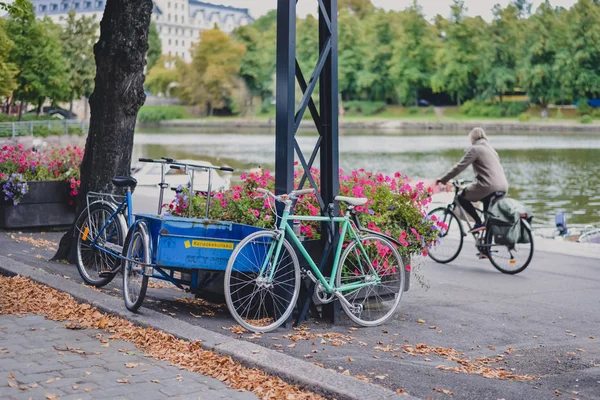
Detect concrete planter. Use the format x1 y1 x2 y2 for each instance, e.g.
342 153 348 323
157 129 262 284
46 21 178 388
0 181 75 229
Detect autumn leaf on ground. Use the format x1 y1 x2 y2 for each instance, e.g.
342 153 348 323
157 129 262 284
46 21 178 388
8 374 14 379
417 319 426 324
116 378 130 384
45 395 58 400
8 381 17 387
433 388 454 395
125 362 138 368
347 357 353 362
151 379 160 383
396 388 409 395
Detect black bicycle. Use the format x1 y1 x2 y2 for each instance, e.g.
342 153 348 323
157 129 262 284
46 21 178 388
427 180 534 274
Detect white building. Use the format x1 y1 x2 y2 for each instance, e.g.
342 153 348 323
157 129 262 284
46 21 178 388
32 0 253 62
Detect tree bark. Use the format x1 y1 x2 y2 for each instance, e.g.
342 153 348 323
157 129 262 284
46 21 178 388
18 97 24 121
53 0 153 262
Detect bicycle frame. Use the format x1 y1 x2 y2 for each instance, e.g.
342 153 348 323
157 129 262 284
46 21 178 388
86 189 133 259
259 207 383 295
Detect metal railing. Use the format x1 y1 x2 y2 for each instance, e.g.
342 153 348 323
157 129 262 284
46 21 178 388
0 120 89 139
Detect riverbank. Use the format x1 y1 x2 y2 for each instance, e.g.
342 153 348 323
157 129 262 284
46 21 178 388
147 118 600 133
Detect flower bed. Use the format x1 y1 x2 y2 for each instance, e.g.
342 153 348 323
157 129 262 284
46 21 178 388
0 143 83 228
165 166 447 261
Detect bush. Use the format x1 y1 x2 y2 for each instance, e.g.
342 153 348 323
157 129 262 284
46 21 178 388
518 112 530 122
137 106 187 123
422 106 435 115
576 99 591 116
460 100 529 117
407 106 419 115
343 101 386 116
580 115 593 124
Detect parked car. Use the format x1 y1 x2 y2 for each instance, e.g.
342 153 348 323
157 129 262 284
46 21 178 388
418 99 431 107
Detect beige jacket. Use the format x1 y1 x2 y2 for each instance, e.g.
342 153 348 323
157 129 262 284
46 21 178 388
440 139 508 201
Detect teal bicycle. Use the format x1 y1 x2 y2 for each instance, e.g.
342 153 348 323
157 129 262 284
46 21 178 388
224 188 406 332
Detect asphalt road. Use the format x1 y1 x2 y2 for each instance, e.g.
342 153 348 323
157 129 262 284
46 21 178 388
1 231 599 400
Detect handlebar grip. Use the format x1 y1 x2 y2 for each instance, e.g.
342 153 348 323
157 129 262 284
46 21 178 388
161 157 174 163
219 166 234 172
293 188 316 196
138 158 154 162
170 165 183 170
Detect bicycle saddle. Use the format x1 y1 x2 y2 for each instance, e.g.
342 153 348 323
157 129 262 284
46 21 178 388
112 176 138 188
335 196 368 206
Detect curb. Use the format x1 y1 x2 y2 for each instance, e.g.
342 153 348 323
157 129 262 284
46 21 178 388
0 255 418 400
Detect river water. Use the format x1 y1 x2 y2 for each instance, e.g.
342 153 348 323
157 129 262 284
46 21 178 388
134 127 600 227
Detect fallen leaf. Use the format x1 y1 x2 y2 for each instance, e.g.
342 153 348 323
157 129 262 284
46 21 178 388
8 374 14 379
19 385 27 390
151 379 160 383
72 385 79 390
488 346 496 351
84 388 93 392
375 375 386 380
8 381 17 388
287 343 297 348
29 383 38 388
433 388 454 395
116 378 130 384
85 371 92 376
373 355 380 359
417 319 426 324
45 395 58 400
347 357 353 362
396 388 408 395
45 378 55 384
125 362 138 368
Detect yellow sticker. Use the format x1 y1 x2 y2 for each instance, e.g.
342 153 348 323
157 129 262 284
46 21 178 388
191 240 234 250
184 240 191 249
82 227 89 241
510 259 516 265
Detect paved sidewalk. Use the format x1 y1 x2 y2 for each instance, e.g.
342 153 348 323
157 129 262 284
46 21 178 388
0 315 258 400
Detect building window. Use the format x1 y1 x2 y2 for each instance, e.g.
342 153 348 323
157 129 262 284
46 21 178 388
168 27 171 34
168 39 171 45
74 3 80 9
168 14 171 21
85 1 91 8
174 2 177 9
51 4 57 11
174 15 177 22
62 3 68 10
175 39 178 45
40 4 47 11
182 40 185 46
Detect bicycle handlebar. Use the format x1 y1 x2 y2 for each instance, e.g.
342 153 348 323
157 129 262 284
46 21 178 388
256 188 315 202
138 157 234 173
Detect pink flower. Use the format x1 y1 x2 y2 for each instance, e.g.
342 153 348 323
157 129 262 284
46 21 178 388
405 264 411 272
398 231 409 247
240 173 247 180
411 228 421 240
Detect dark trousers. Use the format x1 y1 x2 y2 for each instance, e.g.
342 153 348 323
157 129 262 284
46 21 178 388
457 191 496 226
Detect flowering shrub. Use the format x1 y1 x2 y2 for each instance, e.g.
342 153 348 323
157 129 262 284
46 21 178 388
166 166 447 259
0 143 83 205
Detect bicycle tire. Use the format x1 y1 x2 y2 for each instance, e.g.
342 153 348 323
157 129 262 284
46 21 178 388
427 207 464 264
486 223 534 274
224 230 300 333
336 234 405 327
122 221 150 312
75 201 127 287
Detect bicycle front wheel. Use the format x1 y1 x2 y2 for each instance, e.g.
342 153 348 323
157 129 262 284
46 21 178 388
336 235 405 327
427 207 464 264
122 222 150 312
75 202 127 287
224 231 300 333
486 224 534 274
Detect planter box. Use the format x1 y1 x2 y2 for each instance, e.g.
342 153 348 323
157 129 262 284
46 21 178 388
0 181 75 229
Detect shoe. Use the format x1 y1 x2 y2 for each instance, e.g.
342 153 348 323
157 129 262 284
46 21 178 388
470 223 486 233
477 253 489 259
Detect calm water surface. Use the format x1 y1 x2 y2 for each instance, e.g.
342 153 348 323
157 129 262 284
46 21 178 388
134 127 600 227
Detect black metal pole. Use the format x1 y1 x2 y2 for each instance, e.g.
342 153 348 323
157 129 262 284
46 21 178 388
274 0 296 197
319 0 340 322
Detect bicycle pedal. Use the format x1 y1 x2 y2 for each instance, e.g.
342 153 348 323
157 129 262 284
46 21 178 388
98 270 116 278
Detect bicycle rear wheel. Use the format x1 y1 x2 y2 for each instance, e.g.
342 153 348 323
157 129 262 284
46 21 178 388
336 235 405 326
75 202 127 287
122 222 150 312
486 224 534 274
427 207 464 264
224 231 300 333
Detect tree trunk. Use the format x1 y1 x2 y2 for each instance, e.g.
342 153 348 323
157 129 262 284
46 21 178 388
69 93 74 113
36 98 43 116
18 97 24 121
53 0 153 262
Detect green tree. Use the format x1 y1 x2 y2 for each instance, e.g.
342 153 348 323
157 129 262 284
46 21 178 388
520 1 563 109
390 1 436 105
183 27 246 115
338 8 368 100
565 0 600 99
146 22 162 71
0 19 17 99
145 56 181 96
233 23 275 112
477 4 522 102
357 10 397 102
6 1 69 118
338 0 374 18
431 1 486 105
61 10 98 112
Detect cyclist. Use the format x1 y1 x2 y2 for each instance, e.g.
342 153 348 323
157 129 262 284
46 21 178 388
436 127 508 233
